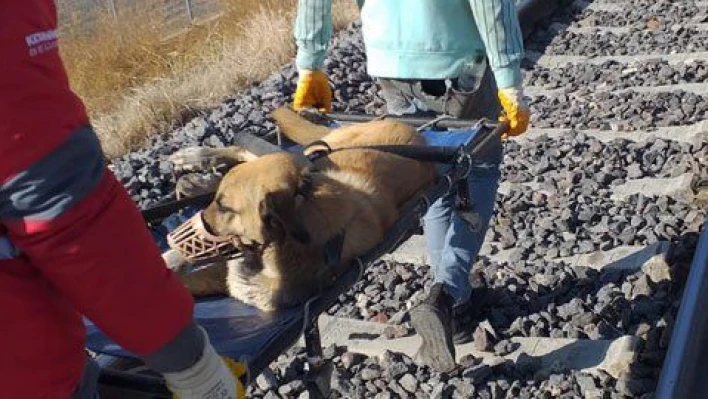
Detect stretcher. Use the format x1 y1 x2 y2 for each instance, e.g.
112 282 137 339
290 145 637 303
84 113 505 398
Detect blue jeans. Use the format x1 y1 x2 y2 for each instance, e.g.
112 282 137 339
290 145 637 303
73 356 101 399
424 162 500 304
377 61 502 304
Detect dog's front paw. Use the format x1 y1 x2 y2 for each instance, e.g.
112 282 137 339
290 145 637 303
169 147 222 173
162 248 188 275
175 173 222 199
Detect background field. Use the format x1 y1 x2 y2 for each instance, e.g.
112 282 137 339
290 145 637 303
56 0 359 158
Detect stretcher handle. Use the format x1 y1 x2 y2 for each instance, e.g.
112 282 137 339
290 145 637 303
326 112 491 130
466 120 509 159
142 192 215 224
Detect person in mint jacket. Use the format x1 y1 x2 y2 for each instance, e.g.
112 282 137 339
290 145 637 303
292 0 531 372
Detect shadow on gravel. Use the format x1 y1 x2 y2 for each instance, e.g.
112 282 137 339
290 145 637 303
467 236 689 388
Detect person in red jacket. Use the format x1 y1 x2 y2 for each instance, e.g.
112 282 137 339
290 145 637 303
0 1 245 398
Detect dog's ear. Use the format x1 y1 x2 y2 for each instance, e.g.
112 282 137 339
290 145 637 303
259 176 312 245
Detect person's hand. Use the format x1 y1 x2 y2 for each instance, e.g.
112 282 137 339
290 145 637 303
163 332 246 399
293 69 332 113
498 86 531 137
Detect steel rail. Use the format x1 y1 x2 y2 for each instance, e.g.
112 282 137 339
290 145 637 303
656 215 708 399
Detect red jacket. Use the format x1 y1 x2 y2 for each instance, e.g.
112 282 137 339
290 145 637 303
0 0 88 183
0 2 195 397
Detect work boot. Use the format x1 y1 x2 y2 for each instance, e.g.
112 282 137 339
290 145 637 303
451 299 477 345
452 271 490 345
410 283 457 373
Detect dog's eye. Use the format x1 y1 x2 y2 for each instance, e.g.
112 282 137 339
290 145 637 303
216 199 238 215
216 202 238 217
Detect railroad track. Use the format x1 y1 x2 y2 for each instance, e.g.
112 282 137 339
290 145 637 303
107 0 708 397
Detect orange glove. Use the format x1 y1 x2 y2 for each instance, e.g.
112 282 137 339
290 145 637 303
293 69 332 113
498 86 531 137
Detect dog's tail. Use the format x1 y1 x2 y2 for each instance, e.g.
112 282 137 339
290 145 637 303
271 107 331 145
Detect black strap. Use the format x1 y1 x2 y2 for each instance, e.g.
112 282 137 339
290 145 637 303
455 178 471 212
316 231 348 291
142 192 215 224
455 178 484 231
303 140 334 163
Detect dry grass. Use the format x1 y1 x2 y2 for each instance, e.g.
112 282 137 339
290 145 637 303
59 0 360 159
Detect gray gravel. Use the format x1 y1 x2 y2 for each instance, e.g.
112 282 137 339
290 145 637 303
529 90 708 130
551 0 706 29
528 27 708 56
525 59 708 91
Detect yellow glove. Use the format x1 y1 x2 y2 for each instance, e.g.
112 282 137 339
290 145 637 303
293 69 332 113
221 356 247 399
498 86 531 138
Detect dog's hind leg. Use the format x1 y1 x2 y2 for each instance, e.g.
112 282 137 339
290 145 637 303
271 107 332 145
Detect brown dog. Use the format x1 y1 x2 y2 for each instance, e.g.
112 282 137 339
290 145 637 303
165 108 436 311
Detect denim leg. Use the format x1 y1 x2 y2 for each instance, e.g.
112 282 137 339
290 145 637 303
377 75 502 304
432 163 501 304
422 186 454 277
72 355 101 399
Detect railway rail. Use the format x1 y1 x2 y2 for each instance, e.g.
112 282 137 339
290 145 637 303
101 0 708 397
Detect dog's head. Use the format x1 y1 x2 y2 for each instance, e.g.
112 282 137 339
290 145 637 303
202 152 312 249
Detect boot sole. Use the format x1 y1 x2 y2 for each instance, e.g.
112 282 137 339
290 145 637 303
410 303 457 373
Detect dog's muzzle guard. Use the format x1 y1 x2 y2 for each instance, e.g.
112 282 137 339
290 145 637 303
167 211 243 263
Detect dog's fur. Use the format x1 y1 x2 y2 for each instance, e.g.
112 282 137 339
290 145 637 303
166 108 436 311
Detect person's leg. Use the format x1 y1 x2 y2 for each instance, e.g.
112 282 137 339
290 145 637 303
432 163 500 303
377 78 455 274
415 62 502 281
411 160 501 371
377 78 418 115
422 190 454 277
72 356 101 399
427 62 502 303
408 63 504 372
442 63 504 342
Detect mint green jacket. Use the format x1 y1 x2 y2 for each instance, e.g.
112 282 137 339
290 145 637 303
294 0 525 89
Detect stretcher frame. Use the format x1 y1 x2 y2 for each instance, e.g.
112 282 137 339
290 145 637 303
88 114 505 398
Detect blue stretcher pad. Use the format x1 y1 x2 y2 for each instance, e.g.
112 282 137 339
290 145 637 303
84 125 482 373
